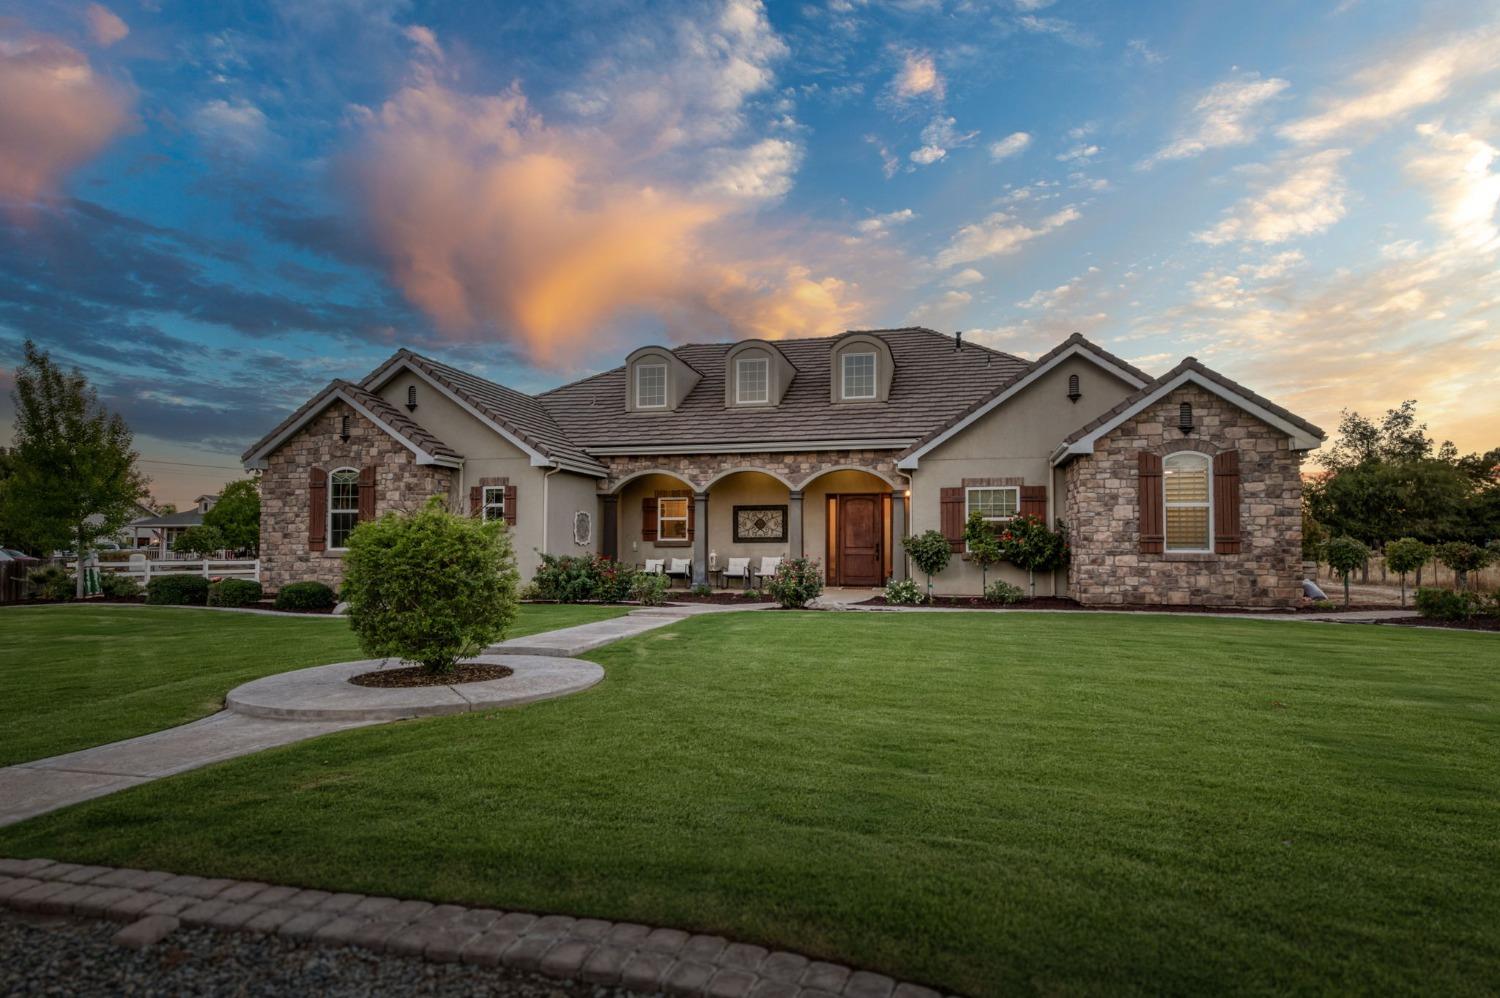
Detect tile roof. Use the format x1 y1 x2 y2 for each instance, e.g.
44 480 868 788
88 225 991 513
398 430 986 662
537 327 1030 451
1059 356 1326 448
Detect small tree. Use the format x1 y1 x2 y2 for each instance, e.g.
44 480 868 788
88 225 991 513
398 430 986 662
6 341 149 595
997 515 1070 598
1434 541 1493 591
342 497 519 674
1383 537 1430 608
963 511 1004 592
204 478 261 555
905 530 952 603
173 525 226 557
1323 536 1371 608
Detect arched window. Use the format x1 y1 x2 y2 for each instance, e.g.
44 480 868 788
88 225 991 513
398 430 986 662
328 468 360 549
1163 452 1211 552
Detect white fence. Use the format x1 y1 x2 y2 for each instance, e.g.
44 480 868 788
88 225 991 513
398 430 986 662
73 555 260 583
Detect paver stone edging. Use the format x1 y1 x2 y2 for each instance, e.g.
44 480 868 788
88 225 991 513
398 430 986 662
0 858 956 998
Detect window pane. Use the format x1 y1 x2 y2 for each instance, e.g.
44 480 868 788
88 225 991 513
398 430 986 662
637 364 667 407
330 511 359 549
969 488 1017 518
1163 457 1209 501
483 486 505 522
658 497 688 540
1165 507 1209 550
737 358 768 403
842 353 875 399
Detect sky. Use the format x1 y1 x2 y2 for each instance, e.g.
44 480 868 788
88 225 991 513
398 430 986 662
1 0 1498 507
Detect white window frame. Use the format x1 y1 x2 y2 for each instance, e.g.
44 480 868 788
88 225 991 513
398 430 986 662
965 486 1018 550
328 467 360 550
841 351 877 400
736 356 770 404
636 363 668 409
658 496 689 542
482 485 506 523
1163 452 1213 553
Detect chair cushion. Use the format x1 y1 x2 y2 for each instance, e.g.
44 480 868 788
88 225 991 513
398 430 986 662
644 559 665 574
669 558 691 574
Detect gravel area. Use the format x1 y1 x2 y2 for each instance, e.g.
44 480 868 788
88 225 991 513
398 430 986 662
0 910 653 997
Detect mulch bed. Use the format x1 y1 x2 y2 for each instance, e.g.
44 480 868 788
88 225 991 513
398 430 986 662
665 592 773 605
1376 616 1500 632
349 663 515 687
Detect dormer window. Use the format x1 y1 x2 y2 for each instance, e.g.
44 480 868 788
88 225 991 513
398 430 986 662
636 363 667 409
841 352 877 400
736 357 769 404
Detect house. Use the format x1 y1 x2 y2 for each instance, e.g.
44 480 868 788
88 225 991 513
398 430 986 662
128 495 219 555
241 329 1324 607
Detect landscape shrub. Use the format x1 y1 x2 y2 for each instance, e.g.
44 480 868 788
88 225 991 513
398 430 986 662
528 553 635 602
341 497 518 674
1309 599 1338 612
963 511 1004 592
766 557 823 609
690 583 713 597
28 566 75 601
1323 536 1370 608
984 580 1025 605
208 578 263 608
1414 586 1486 621
98 573 142 598
997 515 1070 597
904 530 952 602
630 572 670 606
742 588 765 600
274 580 336 612
883 578 923 605
146 573 210 606
594 559 637 603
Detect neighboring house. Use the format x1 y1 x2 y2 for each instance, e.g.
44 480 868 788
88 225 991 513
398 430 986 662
129 494 219 555
86 500 159 549
241 329 1324 607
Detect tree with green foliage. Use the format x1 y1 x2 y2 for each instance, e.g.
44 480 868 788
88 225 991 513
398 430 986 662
904 530 952 603
172 525 226 557
1383 537 1430 608
342 497 518 674
963 511 1004 593
1323 536 1371 608
203 478 261 555
1301 505 1329 565
6 341 149 595
996 515 1070 598
1434 541 1492 592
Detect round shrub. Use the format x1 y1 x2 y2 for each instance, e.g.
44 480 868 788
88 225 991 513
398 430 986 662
1322 536 1370 608
1414 586 1485 621
209 578 264 608
884 578 923 605
342 497 518 674
766 557 823 609
99 573 142 599
274 581 337 612
146 573 210 606
630 573 670 606
984 580 1025 605
904 530 952 601
29 565 75 601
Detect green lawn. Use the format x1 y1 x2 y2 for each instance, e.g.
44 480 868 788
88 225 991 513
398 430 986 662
2 612 1497 995
0 603 625 766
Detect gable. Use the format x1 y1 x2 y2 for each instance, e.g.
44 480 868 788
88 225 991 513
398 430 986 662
373 369 534 465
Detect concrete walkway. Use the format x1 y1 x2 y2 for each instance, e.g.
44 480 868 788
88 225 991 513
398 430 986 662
490 602 774 656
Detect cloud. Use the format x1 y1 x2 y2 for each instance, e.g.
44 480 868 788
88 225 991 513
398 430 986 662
1142 72 1290 167
1408 123 1500 253
345 40 866 367
84 4 129 47
855 208 915 235
1016 267 1099 310
1279 28 1500 144
1125 39 1164 66
945 267 984 287
1015 15 1096 47
1196 149 1350 245
891 51 944 102
1056 143 1099 163
935 206 1081 268
0 25 133 204
909 115 977 166
190 99 272 155
988 131 1031 161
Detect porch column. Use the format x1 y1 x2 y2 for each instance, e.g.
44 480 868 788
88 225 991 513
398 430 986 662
889 489 908 581
601 494 619 561
692 491 709 586
787 490 804 559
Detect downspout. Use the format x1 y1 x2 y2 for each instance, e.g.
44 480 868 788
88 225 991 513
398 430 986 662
455 460 466 515
542 466 561 553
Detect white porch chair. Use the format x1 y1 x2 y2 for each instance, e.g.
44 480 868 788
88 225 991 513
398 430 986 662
752 556 782 587
666 557 692 585
644 558 665 575
723 557 752 589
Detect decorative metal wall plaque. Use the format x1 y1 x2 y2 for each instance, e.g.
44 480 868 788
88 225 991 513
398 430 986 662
733 505 787 542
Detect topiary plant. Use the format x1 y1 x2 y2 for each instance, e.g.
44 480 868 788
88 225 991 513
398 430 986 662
1434 541 1493 592
904 530 952 603
341 497 518 674
1323 536 1371 608
996 515 1070 598
146 573 210 606
208 578 264 608
963 511 1004 593
273 580 337 612
1383 537 1430 608
765 557 823 609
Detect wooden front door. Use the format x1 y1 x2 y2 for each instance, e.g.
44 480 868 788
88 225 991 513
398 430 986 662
837 494 883 586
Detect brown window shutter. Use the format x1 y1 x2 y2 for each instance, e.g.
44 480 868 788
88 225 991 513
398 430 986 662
357 466 376 522
642 497 658 541
1213 449 1242 554
469 486 482 517
940 487 964 553
504 484 517 526
1019 485 1047 520
1138 451 1163 554
308 467 328 552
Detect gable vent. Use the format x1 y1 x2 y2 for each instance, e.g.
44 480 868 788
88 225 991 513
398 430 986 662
406 385 418 411
1178 402 1194 434
1067 373 1081 402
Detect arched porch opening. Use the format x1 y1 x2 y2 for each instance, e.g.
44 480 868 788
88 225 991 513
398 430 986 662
800 468 908 588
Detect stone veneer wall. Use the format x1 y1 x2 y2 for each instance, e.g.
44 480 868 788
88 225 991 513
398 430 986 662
600 449 904 492
1063 384 1305 608
260 400 453 590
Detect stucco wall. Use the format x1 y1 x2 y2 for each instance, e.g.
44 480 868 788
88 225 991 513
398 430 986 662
906 356 1138 595
260 399 453 590
1062 384 1306 607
